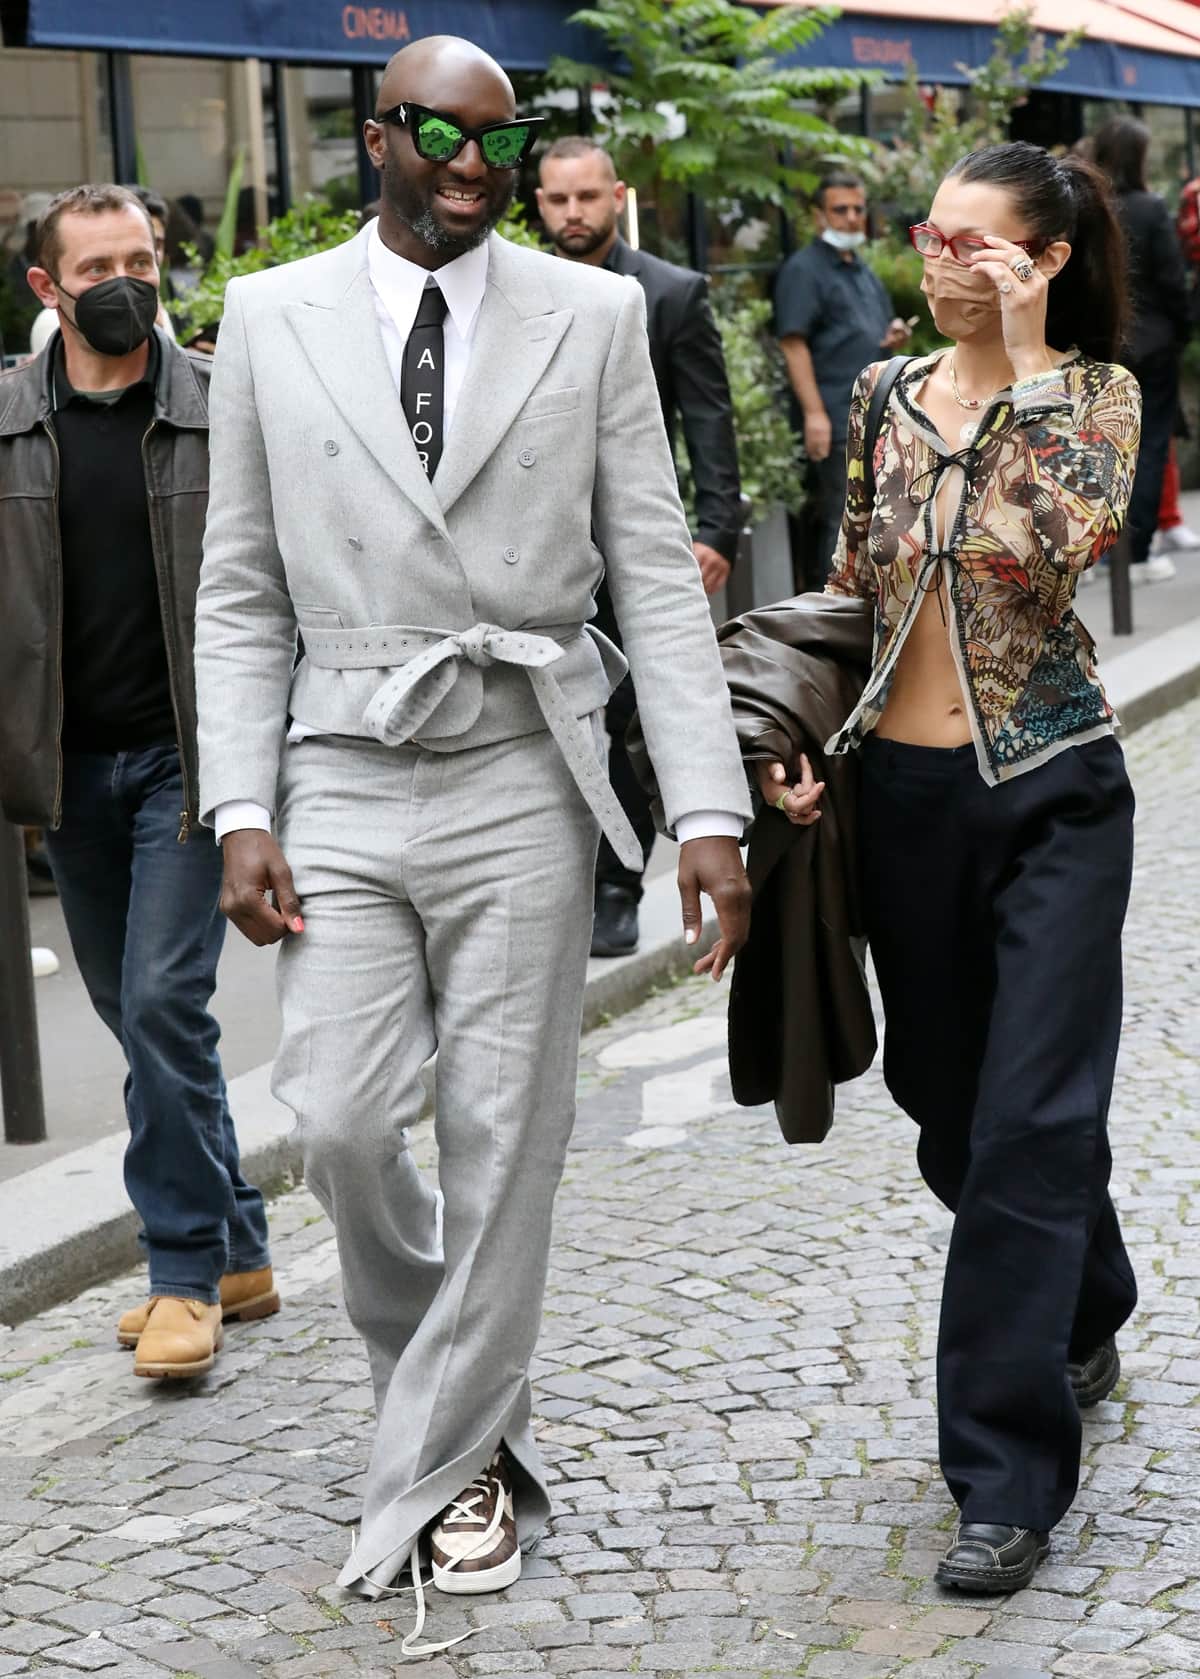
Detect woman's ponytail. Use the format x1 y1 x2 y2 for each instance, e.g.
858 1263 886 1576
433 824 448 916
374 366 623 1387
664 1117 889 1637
948 142 1130 364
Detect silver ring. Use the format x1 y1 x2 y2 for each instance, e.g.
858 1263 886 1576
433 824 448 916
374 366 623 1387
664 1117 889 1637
1011 257 1035 281
999 281 1014 295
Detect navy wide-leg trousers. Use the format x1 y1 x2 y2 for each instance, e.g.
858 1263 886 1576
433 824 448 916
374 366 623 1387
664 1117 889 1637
859 733 1138 1531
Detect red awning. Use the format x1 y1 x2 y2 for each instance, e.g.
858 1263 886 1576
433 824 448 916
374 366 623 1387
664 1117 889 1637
762 0 1200 56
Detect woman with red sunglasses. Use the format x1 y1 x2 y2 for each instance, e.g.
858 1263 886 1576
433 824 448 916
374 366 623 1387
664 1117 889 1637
754 142 1141 1594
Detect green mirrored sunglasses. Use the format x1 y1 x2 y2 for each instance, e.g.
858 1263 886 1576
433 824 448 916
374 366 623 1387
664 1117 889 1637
378 102 545 170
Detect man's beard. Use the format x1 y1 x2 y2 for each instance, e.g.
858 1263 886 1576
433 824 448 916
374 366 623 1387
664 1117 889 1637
549 220 614 258
388 170 515 257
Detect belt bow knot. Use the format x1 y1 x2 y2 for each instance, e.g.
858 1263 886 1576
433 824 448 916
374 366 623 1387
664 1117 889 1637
302 619 642 873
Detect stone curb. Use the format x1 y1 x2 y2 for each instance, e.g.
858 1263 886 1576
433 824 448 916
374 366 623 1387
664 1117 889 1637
2 615 1196 1326
0 881 716 1328
1104 618 1200 738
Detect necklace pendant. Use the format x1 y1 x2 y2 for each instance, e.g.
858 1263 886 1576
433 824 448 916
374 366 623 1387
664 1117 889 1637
958 419 979 446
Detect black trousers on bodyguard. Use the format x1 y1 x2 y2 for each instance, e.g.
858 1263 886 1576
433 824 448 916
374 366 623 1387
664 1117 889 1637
859 734 1139 1531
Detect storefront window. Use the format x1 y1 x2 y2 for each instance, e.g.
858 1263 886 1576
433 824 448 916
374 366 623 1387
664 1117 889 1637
292 67 360 212
130 55 232 227
1142 103 1189 202
0 47 111 356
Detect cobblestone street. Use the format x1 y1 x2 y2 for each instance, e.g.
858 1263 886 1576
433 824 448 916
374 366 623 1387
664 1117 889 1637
1 698 1198 1679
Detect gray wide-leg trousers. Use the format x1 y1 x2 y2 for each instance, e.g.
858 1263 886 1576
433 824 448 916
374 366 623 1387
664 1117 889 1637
271 727 601 1594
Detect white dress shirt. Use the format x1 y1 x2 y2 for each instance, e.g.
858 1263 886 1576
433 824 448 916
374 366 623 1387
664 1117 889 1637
213 226 739 847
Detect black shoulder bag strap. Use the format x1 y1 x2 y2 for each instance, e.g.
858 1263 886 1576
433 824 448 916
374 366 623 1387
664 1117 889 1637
862 355 911 509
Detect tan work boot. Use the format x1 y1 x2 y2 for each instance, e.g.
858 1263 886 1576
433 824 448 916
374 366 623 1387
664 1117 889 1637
132 1297 224 1379
118 1266 279 1347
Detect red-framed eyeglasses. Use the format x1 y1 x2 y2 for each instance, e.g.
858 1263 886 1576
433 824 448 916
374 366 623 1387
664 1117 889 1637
908 222 1046 263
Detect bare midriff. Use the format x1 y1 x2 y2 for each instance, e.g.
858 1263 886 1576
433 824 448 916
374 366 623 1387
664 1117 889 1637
877 360 975 749
875 573 972 746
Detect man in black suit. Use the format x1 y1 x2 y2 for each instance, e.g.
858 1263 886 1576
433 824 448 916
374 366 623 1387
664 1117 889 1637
538 137 742 956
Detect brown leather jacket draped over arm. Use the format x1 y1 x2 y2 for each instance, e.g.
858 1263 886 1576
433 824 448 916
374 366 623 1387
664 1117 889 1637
720 591 877 1144
626 590 877 1142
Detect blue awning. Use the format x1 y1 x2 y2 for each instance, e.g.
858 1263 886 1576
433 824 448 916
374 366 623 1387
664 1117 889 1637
21 0 598 70
779 14 1200 108
18 1 1200 105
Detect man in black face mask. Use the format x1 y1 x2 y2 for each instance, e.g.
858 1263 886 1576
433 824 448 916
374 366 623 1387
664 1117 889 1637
0 184 279 1381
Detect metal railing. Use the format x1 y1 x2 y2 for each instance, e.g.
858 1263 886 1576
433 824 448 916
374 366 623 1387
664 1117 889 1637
1108 533 1134 637
0 821 47 1144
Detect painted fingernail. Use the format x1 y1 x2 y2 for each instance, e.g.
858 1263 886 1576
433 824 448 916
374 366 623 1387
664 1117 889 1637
291 916 305 932
685 929 698 945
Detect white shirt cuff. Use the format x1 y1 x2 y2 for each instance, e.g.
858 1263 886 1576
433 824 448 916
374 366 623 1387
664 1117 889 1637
675 810 744 844
213 800 272 843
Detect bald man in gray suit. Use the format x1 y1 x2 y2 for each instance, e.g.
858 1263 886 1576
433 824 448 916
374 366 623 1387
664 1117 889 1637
195 35 753 1643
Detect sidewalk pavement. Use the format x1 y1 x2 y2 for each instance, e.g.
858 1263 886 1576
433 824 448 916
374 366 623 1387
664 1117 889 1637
4 525 1200 1316
0 697 1196 1678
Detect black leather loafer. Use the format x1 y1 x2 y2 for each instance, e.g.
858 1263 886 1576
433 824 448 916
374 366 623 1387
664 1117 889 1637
591 884 639 958
936 1523 1049 1593
1069 1337 1120 1408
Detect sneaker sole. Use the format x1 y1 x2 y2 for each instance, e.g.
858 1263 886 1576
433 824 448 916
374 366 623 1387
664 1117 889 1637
118 1289 280 1348
936 1537 1049 1594
133 1326 225 1380
432 1550 522 1595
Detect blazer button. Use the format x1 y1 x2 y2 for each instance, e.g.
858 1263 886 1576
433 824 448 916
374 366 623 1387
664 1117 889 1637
347 536 363 551
503 547 520 565
518 448 536 468
324 439 339 455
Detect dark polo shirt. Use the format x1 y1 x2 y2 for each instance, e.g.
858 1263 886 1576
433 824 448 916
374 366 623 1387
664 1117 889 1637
774 238 892 443
51 335 176 753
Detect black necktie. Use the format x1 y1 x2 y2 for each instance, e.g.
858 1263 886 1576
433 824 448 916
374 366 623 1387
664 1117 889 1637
402 283 448 479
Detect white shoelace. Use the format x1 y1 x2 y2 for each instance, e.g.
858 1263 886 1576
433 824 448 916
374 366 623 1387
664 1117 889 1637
349 1462 510 1659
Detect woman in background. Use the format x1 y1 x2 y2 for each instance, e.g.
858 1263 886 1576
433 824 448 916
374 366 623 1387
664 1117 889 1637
1094 115 1190 582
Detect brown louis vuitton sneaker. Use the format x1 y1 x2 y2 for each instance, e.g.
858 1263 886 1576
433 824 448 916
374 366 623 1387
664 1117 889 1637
132 1297 224 1379
118 1266 279 1347
430 1450 521 1594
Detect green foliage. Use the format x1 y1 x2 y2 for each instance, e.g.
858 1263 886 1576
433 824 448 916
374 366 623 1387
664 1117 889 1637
214 146 246 261
870 4 1084 217
861 241 945 358
171 195 544 341
548 0 875 217
679 284 803 519
171 196 360 340
495 203 545 250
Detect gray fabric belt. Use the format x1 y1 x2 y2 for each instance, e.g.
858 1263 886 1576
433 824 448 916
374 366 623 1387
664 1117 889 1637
301 620 643 872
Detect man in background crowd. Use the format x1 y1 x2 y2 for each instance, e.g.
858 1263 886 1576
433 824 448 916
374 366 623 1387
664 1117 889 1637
0 184 278 1380
775 172 911 586
537 136 742 957
29 185 176 355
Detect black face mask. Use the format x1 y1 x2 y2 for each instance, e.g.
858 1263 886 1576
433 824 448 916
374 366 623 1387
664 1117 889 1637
58 276 159 357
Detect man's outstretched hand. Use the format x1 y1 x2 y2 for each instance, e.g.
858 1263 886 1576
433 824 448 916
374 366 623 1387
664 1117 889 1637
678 835 750 982
220 830 304 947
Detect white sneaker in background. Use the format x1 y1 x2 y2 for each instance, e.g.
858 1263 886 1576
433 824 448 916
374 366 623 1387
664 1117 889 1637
31 947 60 978
1155 523 1200 554
1131 555 1177 584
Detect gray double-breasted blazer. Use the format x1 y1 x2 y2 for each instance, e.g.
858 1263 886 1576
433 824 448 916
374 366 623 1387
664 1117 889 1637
194 226 751 839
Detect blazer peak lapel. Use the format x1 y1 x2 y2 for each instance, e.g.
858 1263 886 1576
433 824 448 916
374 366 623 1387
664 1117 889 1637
283 270 447 534
434 280 573 515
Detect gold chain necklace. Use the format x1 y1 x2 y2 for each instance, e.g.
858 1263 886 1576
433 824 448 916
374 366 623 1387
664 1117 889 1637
948 354 1002 445
948 354 997 410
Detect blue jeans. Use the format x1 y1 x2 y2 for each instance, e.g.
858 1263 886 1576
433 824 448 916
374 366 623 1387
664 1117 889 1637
44 744 271 1302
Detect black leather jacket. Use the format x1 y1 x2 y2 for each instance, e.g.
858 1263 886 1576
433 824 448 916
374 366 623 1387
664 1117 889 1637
0 330 211 831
